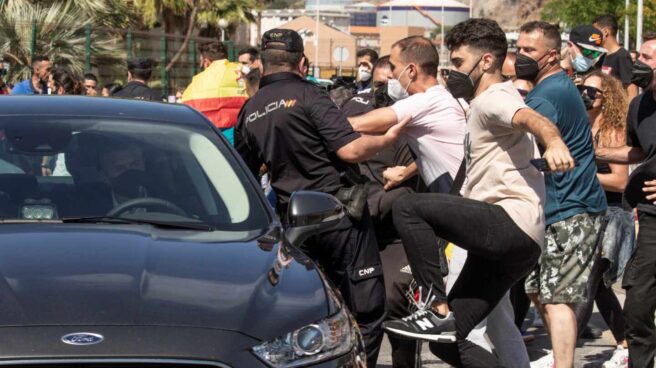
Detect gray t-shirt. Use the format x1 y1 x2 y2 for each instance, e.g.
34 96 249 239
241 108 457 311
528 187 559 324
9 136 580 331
464 81 546 247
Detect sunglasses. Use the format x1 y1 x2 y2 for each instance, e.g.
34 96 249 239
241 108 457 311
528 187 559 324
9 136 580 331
580 48 602 60
577 85 604 99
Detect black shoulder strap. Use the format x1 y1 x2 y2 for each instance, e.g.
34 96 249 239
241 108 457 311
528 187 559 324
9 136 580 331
449 160 466 196
449 97 469 196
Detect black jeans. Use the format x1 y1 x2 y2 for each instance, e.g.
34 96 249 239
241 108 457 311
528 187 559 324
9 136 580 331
510 276 531 330
381 241 418 368
575 254 626 343
393 193 540 367
623 210 656 368
302 208 386 367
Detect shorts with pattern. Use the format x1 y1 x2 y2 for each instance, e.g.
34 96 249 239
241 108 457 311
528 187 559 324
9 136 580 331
525 212 604 304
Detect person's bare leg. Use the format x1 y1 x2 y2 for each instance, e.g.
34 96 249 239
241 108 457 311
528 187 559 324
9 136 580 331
544 303 576 368
528 293 551 332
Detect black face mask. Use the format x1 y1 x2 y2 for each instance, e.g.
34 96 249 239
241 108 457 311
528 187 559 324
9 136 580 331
373 84 393 108
631 59 655 90
110 169 148 199
446 58 482 100
515 52 550 81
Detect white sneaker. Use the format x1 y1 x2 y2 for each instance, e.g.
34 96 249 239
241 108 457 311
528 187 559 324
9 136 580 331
602 346 629 368
530 351 554 368
533 313 544 327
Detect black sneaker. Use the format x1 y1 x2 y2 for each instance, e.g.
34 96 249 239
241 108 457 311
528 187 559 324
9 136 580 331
383 310 457 342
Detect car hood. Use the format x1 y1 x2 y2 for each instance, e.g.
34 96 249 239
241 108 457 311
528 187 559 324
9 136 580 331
0 224 329 340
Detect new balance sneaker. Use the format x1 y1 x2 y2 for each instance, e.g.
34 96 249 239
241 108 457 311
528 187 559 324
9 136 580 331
383 310 456 342
602 346 629 368
530 351 554 368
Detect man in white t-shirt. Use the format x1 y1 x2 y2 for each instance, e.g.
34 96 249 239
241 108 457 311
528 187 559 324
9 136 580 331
382 19 575 367
348 36 465 322
349 36 466 195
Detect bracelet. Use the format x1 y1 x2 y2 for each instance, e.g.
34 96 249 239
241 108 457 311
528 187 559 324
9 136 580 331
41 164 50 168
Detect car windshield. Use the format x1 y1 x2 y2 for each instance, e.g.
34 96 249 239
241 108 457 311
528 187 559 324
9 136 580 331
0 118 270 240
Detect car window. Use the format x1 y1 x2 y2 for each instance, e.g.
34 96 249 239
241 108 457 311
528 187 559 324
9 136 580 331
0 118 270 239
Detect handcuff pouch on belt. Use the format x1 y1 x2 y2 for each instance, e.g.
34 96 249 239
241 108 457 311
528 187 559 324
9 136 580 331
335 167 371 221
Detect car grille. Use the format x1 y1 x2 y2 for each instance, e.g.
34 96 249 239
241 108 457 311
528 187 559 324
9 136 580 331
0 360 230 368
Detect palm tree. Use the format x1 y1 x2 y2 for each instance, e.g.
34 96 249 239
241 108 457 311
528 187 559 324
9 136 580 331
133 0 257 71
0 0 127 83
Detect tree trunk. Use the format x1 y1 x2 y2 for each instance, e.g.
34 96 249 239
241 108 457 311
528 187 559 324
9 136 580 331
165 3 199 72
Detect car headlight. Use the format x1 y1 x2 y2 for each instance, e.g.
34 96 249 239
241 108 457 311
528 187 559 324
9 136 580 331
252 307 362 367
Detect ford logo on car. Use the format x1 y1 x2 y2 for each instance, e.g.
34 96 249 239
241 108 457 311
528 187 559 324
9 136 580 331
61 333 104 345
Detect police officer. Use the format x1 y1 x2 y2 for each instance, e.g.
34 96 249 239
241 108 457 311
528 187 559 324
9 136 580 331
342 55 422 368
235 29 408 366
113 58 162 101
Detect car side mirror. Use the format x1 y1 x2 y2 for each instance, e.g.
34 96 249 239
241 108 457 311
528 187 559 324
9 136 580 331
285 191 345 247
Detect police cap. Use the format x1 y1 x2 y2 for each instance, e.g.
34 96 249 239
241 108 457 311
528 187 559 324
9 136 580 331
262 29 304 53
127 57 154 72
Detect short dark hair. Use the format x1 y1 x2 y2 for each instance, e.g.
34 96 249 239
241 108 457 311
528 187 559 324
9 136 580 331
356 48 379 64
199 41 228 61
520 21 562 50
261 49 303 73
127 58 154 81
52 67 81 95
31 55 49 67
392 36 439 76
238 47 259 62
372 55 391 74
83 73 98 83
446 18 508 69
593 14 619 37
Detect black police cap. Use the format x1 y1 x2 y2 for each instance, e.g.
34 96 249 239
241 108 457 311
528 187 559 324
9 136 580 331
127 57 154 71
262 29 304 53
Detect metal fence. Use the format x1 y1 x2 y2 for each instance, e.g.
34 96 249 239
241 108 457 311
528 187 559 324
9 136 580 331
2 22 249 97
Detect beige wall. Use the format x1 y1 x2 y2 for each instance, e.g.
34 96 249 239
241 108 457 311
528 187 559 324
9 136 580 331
379 26 426 55
279 16 357 70
302 37 356 69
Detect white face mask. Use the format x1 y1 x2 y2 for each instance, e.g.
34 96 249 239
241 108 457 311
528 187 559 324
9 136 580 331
387 65 411 101
358 66 372 82
241 65 252 76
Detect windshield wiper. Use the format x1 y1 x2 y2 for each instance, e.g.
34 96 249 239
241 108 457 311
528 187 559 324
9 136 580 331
62 216 215 231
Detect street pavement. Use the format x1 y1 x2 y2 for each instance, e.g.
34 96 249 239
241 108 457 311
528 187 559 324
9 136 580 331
377 285 626 367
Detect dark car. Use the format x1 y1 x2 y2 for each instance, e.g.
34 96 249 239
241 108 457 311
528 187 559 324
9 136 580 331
0 96 366 368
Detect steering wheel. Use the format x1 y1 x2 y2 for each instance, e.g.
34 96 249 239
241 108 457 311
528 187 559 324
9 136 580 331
107 197 188 218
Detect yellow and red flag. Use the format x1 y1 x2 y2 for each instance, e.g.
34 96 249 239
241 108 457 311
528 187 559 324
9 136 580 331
181 59 247 129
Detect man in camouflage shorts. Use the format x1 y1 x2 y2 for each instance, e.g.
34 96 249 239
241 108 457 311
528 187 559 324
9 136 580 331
525 212 604 304
517 21 608 368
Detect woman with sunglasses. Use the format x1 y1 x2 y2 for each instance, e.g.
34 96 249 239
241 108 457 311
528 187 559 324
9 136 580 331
577 70 634 368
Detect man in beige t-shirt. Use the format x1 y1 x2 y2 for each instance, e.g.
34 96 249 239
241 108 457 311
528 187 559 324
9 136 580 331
383 18 575 367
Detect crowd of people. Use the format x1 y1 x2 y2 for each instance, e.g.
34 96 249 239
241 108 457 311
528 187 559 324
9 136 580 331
1 13 656 368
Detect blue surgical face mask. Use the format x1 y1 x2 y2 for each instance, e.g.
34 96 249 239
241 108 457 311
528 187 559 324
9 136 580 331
571 53 595 73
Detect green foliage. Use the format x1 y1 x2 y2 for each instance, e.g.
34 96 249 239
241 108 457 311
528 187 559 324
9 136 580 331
542 0 656 49
0 0 125 83
542 0 623 26
133 0 258 30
